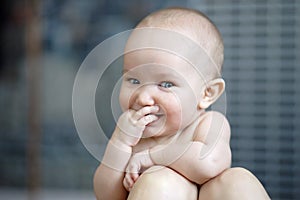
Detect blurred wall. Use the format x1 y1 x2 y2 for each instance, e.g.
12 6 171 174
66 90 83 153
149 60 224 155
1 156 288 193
0 0 299 200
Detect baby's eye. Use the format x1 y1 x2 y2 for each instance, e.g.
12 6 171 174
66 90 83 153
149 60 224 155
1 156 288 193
159 81 175 88
127 78 140 84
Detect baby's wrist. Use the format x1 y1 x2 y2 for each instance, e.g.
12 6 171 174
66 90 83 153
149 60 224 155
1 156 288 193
112 126 141 147
110 135 133 152
102 139 132 172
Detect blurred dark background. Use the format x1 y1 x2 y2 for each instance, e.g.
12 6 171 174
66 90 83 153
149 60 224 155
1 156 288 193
0 0 299 199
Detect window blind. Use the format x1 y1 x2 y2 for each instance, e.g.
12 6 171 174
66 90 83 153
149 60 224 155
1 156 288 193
187 0 300 199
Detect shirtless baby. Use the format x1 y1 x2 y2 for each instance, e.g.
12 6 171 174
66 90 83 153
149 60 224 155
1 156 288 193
94 7 270 200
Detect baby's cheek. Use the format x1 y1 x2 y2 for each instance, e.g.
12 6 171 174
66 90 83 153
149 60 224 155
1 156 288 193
165 105 183 126
119 92 130 111
119 85 137 108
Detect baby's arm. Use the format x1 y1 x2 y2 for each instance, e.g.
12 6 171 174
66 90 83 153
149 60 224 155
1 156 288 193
93 106 159 200
150 111 232 185
93 139 131 200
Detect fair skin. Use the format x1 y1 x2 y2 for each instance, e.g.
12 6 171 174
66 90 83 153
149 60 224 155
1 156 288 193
94 48 231 200
93 8 270 200
120 49 231 190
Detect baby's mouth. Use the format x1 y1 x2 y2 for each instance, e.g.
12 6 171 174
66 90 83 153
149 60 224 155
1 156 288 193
155 113 164 117
146 113 164 126
145 113 164 117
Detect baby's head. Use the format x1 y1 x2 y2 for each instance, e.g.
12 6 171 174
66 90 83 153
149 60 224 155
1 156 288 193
123 7 225 105
119 8 225 136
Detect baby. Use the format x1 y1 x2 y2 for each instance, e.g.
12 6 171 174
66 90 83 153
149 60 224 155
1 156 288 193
94 7 270 200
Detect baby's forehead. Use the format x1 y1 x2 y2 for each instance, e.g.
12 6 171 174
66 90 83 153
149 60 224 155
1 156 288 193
123 48 210 83
125 28 204 60
124 28 219 79
123 49 193 71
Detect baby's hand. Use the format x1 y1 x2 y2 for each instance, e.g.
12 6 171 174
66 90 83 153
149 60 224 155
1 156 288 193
113 105 159 147
123 149 154 191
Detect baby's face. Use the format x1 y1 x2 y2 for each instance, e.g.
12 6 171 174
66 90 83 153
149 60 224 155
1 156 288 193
119 49 205 138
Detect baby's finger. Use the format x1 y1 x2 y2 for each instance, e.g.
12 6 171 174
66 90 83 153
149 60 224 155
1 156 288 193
123 173 134 191
133 105 159 120
130 172 139 182
126 161 139 174
136 114 158 127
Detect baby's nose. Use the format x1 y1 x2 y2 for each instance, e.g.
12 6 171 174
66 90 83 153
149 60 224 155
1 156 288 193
135 85 155 106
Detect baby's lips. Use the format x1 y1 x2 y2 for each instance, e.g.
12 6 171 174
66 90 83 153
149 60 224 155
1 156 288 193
154 105 165 115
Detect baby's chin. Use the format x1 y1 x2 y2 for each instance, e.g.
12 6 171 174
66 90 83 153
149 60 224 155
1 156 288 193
142 126 162 138
142 126 179 141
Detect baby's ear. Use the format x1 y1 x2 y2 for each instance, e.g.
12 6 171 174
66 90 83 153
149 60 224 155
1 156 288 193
198 78 225 109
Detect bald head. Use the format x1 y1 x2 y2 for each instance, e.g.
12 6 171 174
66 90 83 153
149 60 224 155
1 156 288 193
135 7 224 71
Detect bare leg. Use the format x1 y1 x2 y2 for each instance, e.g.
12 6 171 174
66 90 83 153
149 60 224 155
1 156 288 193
198 167 271 200
128 166 198 200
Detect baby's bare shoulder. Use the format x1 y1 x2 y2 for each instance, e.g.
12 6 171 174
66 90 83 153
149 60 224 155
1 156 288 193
193 111 231 143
